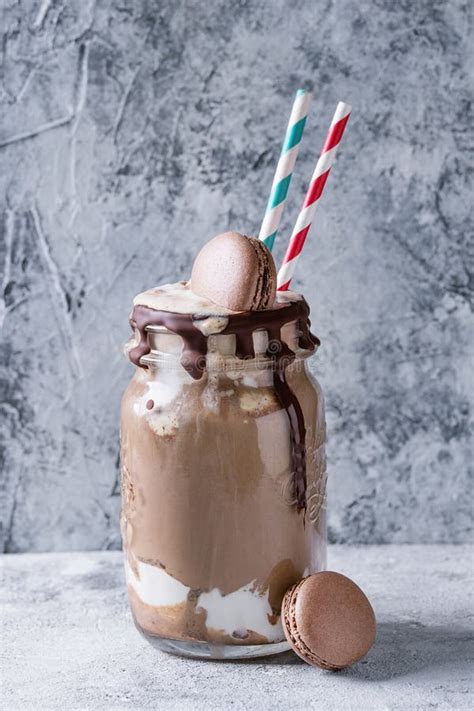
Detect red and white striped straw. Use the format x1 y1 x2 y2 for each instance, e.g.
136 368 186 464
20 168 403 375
277 101 352 291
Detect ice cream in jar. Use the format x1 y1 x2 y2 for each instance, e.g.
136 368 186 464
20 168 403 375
121 231 327 656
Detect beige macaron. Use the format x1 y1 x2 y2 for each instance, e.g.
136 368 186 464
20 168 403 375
282 571 376 670
190 231 277 311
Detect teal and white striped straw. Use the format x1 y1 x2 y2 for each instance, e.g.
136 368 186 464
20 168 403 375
258 89 312 252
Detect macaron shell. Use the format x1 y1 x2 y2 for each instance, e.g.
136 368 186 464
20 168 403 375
282 579 336 670
282 572 376 670
247 236 277 310
190 232 276 311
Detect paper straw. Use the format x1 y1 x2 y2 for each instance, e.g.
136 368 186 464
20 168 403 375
258 89 312 252
277 101 352 290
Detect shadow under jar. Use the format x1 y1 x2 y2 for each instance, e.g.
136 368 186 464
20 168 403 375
120 303 327 659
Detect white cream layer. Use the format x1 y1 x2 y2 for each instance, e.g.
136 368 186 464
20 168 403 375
126 559 189 607
198 584 283 642
126 559 284 641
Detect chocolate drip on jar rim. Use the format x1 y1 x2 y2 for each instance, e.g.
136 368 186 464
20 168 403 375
128 306 208 380
127 298 320 511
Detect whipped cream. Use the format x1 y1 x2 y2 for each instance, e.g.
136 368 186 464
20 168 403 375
134 281 233 316
134 281 300 317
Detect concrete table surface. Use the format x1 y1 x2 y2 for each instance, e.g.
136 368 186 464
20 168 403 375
1 545 473 710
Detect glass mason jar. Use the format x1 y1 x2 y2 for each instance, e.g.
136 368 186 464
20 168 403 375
120 325 327 659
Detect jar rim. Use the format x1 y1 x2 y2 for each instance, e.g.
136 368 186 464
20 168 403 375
139 346 316 372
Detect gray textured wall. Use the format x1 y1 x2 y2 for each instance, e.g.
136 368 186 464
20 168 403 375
0 0 472 552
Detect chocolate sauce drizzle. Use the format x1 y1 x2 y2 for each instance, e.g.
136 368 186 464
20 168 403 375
128 299 319 511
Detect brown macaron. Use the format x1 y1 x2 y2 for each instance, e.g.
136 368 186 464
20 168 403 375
190 231 277 311
282 571 376 670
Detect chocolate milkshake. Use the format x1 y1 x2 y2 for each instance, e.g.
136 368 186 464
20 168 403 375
121 233 327 658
